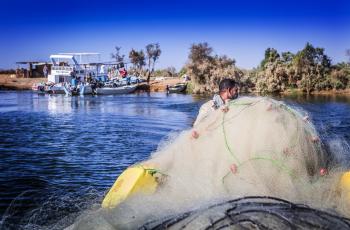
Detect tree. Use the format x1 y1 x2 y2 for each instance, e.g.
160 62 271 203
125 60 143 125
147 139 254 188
189 42 213 64
129 49 139 68
293 42 331 93
152 43 161 72
281 52 294 64
146 44 155 75
186 42 241 94
137 50 146 70
111 46 125 63
129 49 146 76
260 48 280 69
145 43 161 82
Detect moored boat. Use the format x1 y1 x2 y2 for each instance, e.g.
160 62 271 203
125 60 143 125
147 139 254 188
45 83 66 94
168 83 187 93
95 84 137 95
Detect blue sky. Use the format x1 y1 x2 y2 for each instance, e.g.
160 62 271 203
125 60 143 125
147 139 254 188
0 0 349 70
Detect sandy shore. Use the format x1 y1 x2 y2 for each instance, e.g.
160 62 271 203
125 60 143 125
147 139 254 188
147 78 182 92
0 74 182 92
0 74 46 90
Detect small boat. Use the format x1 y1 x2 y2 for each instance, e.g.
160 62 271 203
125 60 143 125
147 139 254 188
45 83 65 94
63 83 94 96
95 84 137 95
168 83 187 93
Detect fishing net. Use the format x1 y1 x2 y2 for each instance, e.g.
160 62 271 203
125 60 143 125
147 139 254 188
71 96 350 229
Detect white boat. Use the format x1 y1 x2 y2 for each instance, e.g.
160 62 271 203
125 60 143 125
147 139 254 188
46 53 100 95
95 84 138 95
79 84 93 95
45 83 66 94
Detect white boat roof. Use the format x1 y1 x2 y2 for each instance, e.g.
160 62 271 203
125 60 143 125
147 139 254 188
50 54 74 59
59 53 100 56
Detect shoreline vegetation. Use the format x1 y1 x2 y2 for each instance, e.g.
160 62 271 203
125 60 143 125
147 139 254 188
185 42 350 95
1 42 349 95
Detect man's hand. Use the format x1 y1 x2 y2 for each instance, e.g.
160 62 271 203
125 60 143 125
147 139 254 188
221 105 229 113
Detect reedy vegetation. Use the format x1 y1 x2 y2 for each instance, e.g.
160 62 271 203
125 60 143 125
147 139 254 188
185 43 350 94
185 42 243 94
110 43 350 95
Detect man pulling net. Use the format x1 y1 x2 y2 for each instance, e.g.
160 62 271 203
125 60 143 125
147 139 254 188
71 78 350 230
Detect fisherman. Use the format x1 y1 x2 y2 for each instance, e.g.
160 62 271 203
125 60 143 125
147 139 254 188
193 78 239 127
43 64 48 78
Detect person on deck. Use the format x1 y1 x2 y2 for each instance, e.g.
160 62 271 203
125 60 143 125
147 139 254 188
193 78 239 127
43 64 48 78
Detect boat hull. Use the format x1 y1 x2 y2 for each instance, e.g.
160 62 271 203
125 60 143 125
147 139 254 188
96 85 137 95
45 86 65 94
80 85 93 95
169 83 187 93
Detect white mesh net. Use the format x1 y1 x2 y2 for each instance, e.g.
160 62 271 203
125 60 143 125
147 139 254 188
71 96 350 229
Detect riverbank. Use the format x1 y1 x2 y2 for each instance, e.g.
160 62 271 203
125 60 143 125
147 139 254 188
0 74 182 92
0 74 46 90
2 73 350 95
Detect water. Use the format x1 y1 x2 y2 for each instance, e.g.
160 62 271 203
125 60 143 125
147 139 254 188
0 91 350 229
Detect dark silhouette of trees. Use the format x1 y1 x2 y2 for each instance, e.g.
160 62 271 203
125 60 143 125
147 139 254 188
111 46 125 63
129 49 146 76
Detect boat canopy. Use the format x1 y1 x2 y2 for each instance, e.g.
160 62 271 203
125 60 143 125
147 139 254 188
50 54 78 66
59 53 101 65
50 54 74 59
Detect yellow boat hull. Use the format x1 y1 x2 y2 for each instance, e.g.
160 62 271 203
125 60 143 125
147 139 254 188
340 171 350 201
102 165 158 209
102 165 350 209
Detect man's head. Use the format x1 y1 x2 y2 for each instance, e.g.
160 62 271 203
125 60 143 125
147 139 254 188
219 78 239 101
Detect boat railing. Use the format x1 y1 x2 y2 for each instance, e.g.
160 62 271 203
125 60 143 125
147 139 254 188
51 66 74 71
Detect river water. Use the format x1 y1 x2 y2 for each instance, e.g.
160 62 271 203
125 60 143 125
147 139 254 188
0 91 349 229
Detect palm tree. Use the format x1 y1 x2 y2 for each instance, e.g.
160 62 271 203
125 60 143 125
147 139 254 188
145 43 161 83
146 44 155 74
129 49 139 69
152 43 161 71
137 50 146 71
129 49 145 76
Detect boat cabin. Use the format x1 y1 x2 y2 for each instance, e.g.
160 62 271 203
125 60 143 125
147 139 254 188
15 61 51 78
48 53 100 84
